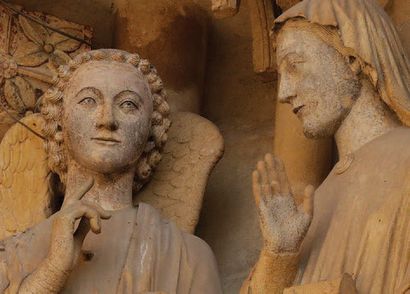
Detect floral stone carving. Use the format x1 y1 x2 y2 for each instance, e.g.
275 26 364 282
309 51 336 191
0 3 91 117
0 49 224 293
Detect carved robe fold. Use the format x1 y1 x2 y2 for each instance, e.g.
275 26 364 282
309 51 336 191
0 203 222 293
298 127 410 293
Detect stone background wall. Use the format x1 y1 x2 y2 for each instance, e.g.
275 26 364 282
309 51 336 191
194 1 274 291
8 0 410 292
112 0 208 113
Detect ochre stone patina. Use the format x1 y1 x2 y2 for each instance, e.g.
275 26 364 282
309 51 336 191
0 0 408 293
242 0 410 293
0 49 224 293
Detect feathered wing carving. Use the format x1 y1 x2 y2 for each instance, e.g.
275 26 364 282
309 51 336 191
135 112 224 233
0 114 51 240
0 112 222 238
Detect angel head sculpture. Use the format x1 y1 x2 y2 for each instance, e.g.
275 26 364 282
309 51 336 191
0 47 223 239
41 49 171 200
0 48 223 293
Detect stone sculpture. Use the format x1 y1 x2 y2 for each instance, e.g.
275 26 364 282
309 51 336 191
0 49 224 293
242 0 410 293
0 1 93 242
212 0 239 18
0 2 91 140
113 0 208 114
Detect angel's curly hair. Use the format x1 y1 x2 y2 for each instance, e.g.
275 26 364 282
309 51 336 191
41 49 171 192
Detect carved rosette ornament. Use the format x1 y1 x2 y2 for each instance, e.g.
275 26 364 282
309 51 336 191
0 3 91 116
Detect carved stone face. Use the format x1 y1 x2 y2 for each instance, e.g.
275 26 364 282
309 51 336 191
62 61 153 174
276 25 361 138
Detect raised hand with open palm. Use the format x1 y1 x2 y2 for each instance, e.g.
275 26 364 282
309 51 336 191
253 154 314 253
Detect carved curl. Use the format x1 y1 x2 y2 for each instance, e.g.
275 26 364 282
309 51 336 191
41 49 171 192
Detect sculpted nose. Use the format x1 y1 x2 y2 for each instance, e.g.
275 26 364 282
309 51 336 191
277 74 296 104
96 105 119 131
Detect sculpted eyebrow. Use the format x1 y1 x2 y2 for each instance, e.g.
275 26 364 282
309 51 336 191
278 52 293 66
115 90 144 104
279 52 305 67
75 87 101 97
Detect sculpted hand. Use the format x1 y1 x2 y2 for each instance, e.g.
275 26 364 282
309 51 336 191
48 178 111 272
18 179 112 293
253 154 314 254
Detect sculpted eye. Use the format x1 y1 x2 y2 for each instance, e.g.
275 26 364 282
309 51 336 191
120 100 138 110
79 97 96 105
288 59 305 70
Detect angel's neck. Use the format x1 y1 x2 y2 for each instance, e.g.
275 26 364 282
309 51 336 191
65 161 134 211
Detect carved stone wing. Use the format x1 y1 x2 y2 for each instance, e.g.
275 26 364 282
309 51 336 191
0 114 51 240
135 112 224 233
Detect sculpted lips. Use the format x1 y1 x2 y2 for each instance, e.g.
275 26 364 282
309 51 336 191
92 137 121 144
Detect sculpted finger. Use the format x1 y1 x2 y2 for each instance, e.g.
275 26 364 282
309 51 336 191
302 185 315 217
62 178 95 208
81 200 112 220
81 208 103 234
75 178 95 201
74 217 91 245
265 153 280 195
89 215 101 234
252 170 261 206
70 205 102 233
274 157 291 196
257 160 271 199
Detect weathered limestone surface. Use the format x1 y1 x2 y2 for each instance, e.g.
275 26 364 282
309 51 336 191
273 102 333 203
212 0 239 19
12 0 209 113
113 0 208 113
388 0 410 57
10 0 114 48
0 49 224 293
284 274 357 294
197 1 410 292
242 0 410 292
194 1 275 292
2 0 410 292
